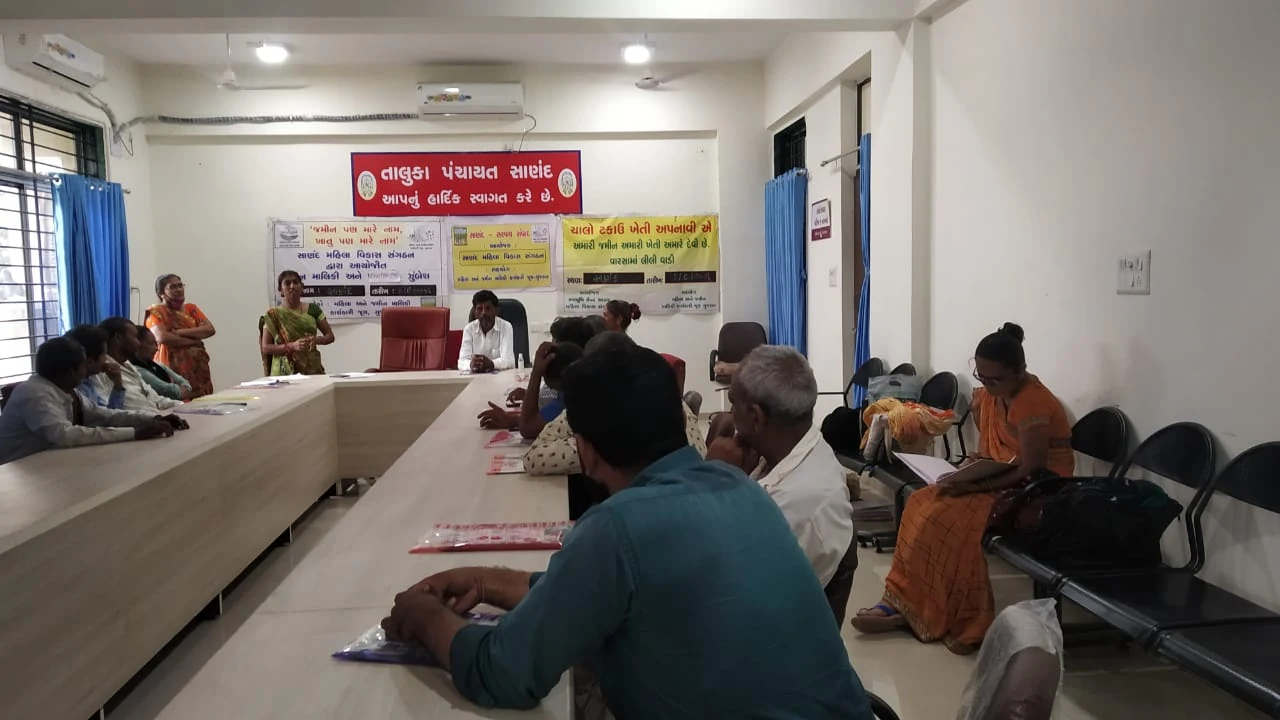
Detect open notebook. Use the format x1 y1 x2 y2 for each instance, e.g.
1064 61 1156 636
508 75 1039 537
894 452 1016 485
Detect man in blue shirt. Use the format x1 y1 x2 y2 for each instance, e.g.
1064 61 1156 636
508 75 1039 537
65 324 126 409
382 344 873 719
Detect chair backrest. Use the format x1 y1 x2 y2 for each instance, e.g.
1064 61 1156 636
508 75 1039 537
1115 421 1216 571
1209 441 1280 514
378 307 450 371
444 329 464 370
1117 421 1215 492
499 299 530 365
890 362 916 376
918 371 959 412
847 357 886 391
0 382 18 411
1070 407 1131 477
716 322 767 364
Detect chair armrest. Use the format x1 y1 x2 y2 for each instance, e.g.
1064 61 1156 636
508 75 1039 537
709 349 719 382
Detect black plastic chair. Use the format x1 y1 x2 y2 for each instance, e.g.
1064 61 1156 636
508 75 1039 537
993 420 1212 593
918 371 962 460
1052 432 1280 649
1148 442 1280 715
889 362 916 376
0 382 18 411
818 357 886 409
709 322 767 385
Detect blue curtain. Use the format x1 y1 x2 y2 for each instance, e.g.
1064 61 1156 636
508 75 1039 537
764 168 807 353
53 174 130 328
851 134 872 407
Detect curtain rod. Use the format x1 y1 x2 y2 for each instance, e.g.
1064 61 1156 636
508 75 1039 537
818 147 859 168
3 166 131 194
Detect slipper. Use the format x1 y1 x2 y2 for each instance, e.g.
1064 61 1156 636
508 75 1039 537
850 603 907 634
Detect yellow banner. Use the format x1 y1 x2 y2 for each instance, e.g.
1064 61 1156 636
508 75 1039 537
561 215 720 315
450 220 553 290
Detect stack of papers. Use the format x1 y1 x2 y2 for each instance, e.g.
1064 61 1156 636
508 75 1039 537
485 431 532 449
487 454 527 475
893 452 1015 485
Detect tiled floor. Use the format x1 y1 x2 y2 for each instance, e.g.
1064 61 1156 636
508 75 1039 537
114 483 1268 720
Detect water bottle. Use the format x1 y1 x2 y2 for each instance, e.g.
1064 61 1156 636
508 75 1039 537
517 354 526 370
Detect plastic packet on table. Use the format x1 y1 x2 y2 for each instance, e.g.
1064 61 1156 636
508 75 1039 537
173 403 252 416
410 521 574 554
333 612 502 665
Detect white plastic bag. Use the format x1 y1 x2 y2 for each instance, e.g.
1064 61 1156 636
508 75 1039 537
955 599 1064 720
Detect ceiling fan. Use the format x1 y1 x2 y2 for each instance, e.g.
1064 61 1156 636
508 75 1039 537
215 34 308 91
634 68 692 91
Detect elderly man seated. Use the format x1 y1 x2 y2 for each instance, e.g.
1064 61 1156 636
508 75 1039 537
707 345 858 623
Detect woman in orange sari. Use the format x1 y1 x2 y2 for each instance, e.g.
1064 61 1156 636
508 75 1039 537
850 322 1074 653
145 274 215 398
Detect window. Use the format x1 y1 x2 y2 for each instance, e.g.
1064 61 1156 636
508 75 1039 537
0 96 105 383
773 118 806 178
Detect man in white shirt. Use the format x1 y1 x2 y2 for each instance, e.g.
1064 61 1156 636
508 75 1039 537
707 345 857 623
92 317 183 413
0 337 186 465
458 290 514 373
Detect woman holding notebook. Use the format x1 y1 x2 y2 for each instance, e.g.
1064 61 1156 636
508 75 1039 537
850 323 1073 653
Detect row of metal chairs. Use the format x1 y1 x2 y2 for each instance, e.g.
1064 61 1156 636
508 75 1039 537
985 413 1280 717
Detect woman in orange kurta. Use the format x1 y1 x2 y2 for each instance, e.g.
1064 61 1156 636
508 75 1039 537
850 322 1074 653
145 274 216 398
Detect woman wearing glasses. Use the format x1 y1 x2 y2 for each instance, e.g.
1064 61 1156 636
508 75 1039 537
850 322 1073 653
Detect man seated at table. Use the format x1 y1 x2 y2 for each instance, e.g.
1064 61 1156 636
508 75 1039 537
65 324 126 409
459 290 514 374
706 345 859 624
0 337 188 465
381 344 873 719
523 332 706 475
91 317 183 413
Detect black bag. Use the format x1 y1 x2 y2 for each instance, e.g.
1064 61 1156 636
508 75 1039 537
991 476 1184 572
821 406 863 458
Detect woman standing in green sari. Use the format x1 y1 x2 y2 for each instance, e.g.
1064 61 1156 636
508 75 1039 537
259 270 335 376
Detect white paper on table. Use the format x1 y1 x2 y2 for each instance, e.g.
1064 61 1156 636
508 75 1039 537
330 372 376 379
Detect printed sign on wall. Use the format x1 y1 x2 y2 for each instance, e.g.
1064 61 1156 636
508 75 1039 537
351 151 583 217
445 215 556 291
560 215 720 316
270 219 444 321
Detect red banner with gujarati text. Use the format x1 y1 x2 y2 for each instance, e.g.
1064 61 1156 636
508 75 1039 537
351 151 582 217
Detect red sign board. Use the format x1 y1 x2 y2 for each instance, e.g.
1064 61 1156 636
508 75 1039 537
351 151 583 217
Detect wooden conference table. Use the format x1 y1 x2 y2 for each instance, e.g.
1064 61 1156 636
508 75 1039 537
0 371 571 720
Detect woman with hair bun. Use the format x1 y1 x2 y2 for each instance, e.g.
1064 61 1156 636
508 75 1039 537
145 273 215 398
602 299 642 333
851 322 1073 653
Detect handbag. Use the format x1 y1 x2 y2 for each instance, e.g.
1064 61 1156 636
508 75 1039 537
989 476 1183 572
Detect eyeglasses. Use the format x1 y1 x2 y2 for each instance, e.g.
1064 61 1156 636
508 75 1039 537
972 369 1008 387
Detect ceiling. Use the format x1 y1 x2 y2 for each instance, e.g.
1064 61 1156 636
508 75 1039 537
85 32 790 67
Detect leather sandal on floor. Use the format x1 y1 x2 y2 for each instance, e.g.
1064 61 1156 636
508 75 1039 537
850 603 907 634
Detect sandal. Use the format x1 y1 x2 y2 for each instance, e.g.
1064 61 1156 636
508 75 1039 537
850 603 907 634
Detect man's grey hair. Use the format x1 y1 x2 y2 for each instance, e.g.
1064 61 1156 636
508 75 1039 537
734 345 818 423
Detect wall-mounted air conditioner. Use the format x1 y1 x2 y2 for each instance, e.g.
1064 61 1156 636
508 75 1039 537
2 33 105 92
417 82 524 120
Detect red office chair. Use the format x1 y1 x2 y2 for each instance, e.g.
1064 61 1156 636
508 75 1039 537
368 307 450 372
444 330 464 370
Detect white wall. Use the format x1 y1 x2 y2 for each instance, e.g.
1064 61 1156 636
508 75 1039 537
0 37 157 322
766 25 931 385
930 0 1280 607
140 63 767 394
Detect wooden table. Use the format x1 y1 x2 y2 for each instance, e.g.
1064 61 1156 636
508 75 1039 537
0 370 571 720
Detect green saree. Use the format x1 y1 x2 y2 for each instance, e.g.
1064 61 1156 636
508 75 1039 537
260 303 327 376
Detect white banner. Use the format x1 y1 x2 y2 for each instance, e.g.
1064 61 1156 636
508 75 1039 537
269 218 445 321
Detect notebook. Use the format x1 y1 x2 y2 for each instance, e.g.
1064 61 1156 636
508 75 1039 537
894 452 1016 485
487 453 527 475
